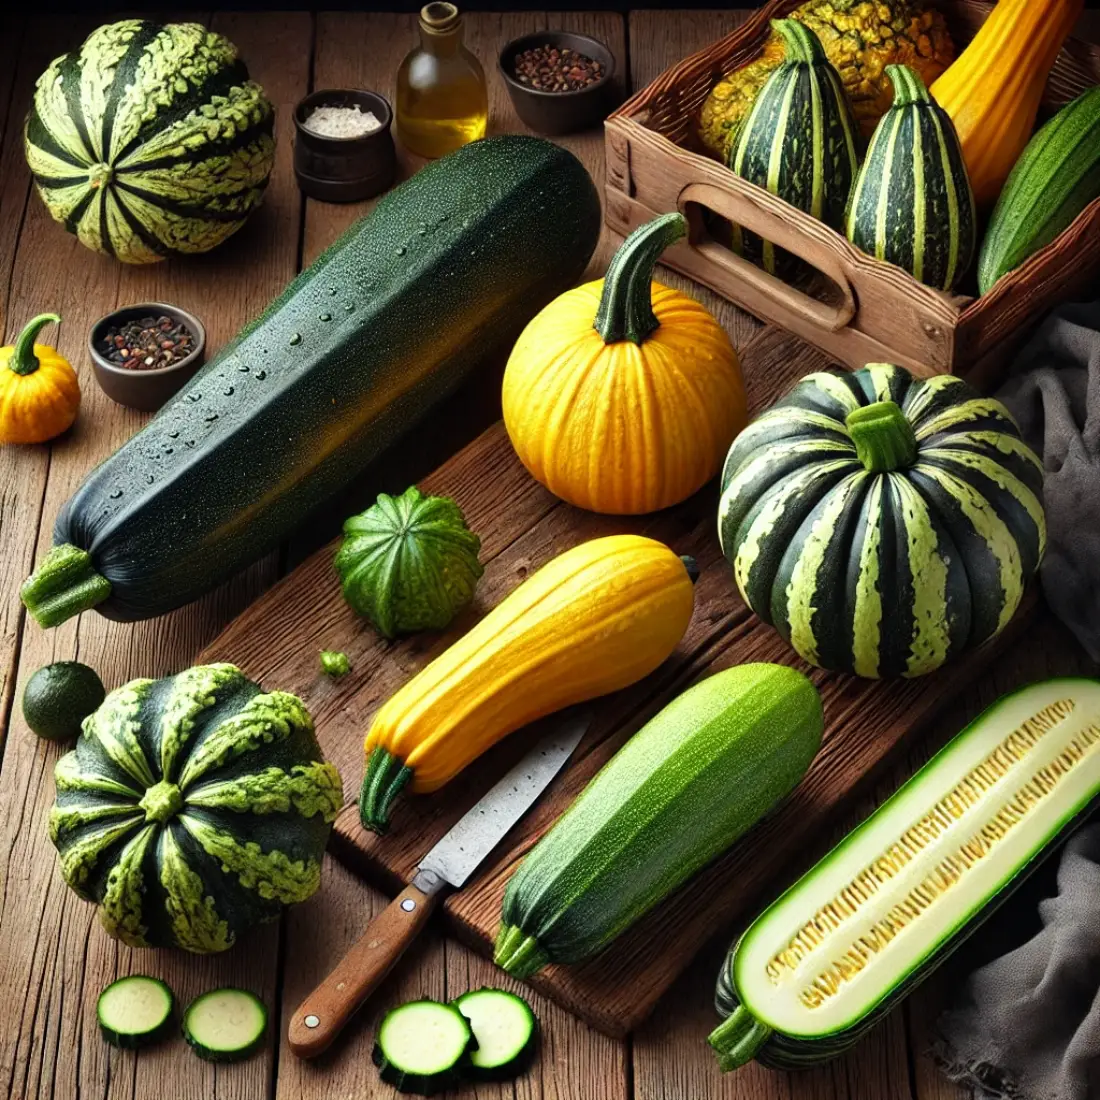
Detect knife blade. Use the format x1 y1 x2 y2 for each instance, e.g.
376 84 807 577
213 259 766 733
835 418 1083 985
287 708 591 1059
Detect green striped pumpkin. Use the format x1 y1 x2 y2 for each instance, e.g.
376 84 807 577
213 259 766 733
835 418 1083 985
979 87 1100 294
25 20 275 264
729 19 859 275
49 664 342 952
717 365 1045 679
846 65 975 291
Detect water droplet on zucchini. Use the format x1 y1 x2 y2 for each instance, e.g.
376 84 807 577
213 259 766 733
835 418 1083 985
395 246 407 256
223 386 234 396
255 370 267 381
319 313 331 322
289 333 302 346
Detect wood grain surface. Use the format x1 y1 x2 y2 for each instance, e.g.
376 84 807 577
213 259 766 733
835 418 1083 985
0 9 1096 1100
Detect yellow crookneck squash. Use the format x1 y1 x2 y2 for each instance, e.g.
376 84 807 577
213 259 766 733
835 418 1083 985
0 314 80 445
502 213 747 516
930 0 1084 208
359 534 697 832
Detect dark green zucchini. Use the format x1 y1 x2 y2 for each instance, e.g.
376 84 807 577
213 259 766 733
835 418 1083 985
21 136 601 627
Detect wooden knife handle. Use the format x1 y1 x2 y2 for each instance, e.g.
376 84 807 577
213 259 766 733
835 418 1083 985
287 883 441 1059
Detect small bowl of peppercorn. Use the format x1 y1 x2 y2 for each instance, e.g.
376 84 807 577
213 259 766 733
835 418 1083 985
500 31 617 136
89 303 206 412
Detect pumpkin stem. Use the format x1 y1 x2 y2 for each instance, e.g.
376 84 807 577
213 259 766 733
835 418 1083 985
9 313 61 377
771 18 827 64
595 213 687 345
886 64 931 107
20 544 112 628
358 748 413 834
846 400 918 473
707 1005 774 1072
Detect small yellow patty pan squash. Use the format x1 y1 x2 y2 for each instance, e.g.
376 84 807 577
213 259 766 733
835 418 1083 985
502 213 747 515
0 314 80 444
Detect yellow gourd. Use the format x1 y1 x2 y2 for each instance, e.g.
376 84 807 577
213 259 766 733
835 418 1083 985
502 213 747 516
0 314 79 444
930 0 1084 209
359 534 696 832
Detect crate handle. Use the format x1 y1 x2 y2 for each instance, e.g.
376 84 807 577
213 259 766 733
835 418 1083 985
677 182 856 333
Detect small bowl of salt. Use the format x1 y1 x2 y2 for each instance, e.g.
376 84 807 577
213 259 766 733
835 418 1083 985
294 89 396 203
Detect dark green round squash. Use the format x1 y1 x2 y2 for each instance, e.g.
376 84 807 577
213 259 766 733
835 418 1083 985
335 486 483 639
24 661 106 741
718 364 1046 678
49 663 342 951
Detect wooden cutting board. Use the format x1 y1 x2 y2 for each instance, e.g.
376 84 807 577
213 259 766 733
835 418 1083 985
198 327 1033 1037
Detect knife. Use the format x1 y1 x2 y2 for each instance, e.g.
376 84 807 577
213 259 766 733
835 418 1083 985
287 708 590 1059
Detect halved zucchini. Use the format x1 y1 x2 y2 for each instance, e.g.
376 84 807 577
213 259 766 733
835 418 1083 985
709 677 1100 1071
453 988 538 1081
372 1000 475 1095
97 975 174 1049
182 988 267 1063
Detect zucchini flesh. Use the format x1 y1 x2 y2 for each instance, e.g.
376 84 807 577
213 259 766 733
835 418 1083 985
372 1000 475 1095
96 976 174 1049
183 988 267 1062
710 677 1100 1071
453 989 538 1080
20 135 600 627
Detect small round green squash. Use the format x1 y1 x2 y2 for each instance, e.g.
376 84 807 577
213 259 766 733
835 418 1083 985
335 486 483 639
718 364 1046 679
49 663 342 952
23 661 106 741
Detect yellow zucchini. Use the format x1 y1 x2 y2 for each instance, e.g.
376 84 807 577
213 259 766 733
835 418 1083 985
359 535 696 832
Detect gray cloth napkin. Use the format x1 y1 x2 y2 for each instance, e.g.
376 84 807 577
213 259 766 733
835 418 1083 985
996 302 1100 661
934 824 1100 1100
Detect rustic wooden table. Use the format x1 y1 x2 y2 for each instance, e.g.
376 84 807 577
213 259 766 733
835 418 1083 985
1 9 1098 1100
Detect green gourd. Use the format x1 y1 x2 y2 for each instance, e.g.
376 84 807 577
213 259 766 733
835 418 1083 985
845 65 975 290
494 664 823 978
49 663 342 952
20 136 600 628
718 364 1045 678
729 19 859 275
335 487 483 638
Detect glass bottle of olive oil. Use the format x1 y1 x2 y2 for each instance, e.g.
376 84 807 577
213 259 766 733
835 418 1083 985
396 3 488 159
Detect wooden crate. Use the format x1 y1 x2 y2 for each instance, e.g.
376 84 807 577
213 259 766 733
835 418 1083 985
605 0 1100 382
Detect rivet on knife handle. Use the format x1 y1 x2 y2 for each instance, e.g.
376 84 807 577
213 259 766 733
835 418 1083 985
287 882 441 1059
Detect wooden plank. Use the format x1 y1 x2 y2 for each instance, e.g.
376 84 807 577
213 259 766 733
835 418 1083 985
201 323 1033 1039
277 13 629 1096
0 15 309 1099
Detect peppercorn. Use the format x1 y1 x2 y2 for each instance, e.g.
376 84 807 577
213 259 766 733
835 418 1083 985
513 45 604 93
99 315 194 371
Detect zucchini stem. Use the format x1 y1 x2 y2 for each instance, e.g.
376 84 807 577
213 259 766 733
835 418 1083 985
358 748 413 834
770 18 827 65
707 1005 773 1072
492 924 550 979
846 399 918 473
595 213 687 345
20 544 111 628
8 313 61 376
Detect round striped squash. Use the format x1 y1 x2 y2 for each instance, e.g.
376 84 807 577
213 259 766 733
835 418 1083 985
48 664 342 952
717 365 1045 679
25 20 275 264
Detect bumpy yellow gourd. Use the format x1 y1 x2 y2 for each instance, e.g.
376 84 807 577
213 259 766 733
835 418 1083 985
930 0 1084 208
502 214 747 516
0 314 79 444
359 534 697 832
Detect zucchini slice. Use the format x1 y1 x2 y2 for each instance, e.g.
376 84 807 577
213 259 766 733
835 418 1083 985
710 677 1100 1071
96 975 175 1048
453 988 538 1080
182 988 267 1063
372 1000 475 1095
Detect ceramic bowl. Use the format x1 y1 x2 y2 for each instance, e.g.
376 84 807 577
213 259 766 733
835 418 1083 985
88 303 206 413
499 31 617 136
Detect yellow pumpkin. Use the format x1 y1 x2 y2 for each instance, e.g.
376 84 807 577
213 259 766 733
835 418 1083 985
359 534 697 831
502 213 747 515
0 314 80 444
